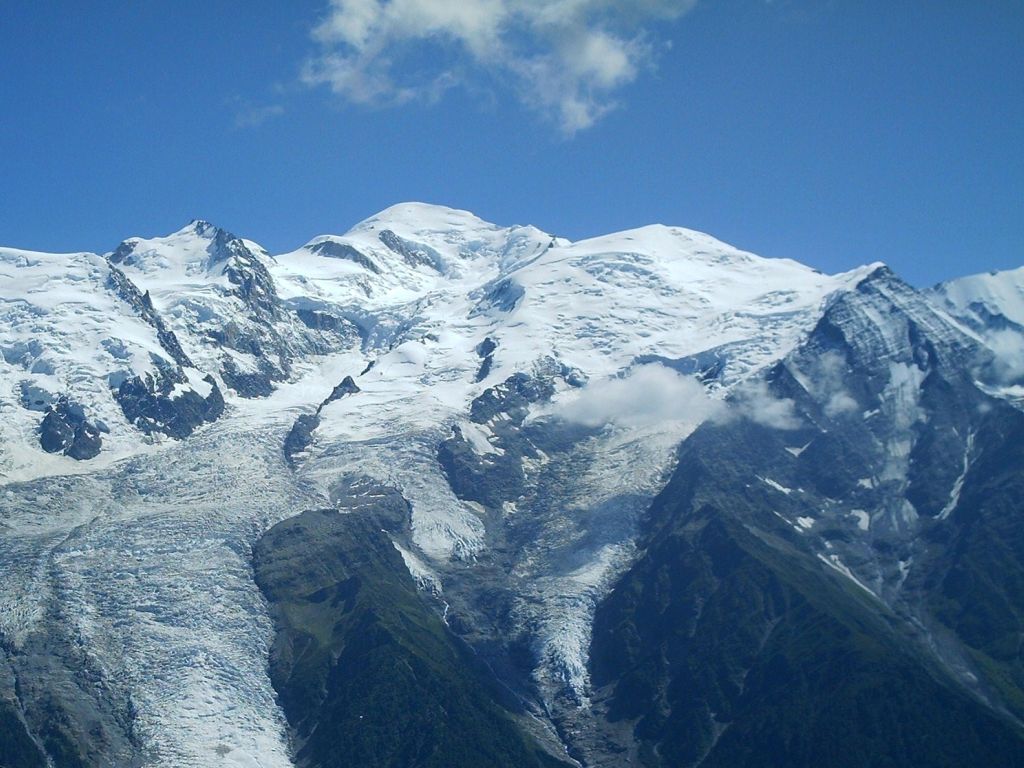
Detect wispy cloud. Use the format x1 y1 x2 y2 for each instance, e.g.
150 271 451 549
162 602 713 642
232 100 286 129
551 364 808 434
726 380 802 430
557 366 723 429
798 351 859 417
301 0 696 134
984 329 1024 385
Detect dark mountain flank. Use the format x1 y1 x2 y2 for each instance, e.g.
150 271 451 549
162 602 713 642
253 493 572 768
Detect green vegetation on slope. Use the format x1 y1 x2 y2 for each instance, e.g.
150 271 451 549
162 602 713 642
591 417 1024 768
253 504 570 768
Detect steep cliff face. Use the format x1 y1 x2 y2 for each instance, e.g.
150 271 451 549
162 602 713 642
587 267 1024 766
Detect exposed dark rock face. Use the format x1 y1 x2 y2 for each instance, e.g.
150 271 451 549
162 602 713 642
106 265 194 368
284 376 362 466
438 371 563 509
309 240 381 274
476 337 497 359
438 363 595 519
0 656 48 768
106 239 137 266
38 399 103 460
222 240 282 323
296 308 352 334
922 406 1024 718
0 618 139 768
323 375 360 406
283 414 320 467
378 229 446 272
253 498 571 768
470 277 524 316
468 372 555 424
438 425 527 510
114 364 224 439
218 356 278 398
634 344 733 384
475 337 497 382
38 409 75 454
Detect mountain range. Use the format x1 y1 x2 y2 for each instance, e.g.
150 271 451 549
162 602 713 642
1 203 1023 767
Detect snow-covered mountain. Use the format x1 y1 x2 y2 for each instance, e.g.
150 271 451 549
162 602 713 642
932 265 1024 332
1 204 1022 768
0 203 873 482
930 265 1024 402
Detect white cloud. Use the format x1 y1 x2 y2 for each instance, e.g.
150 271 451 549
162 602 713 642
727 380 802 430
825 391 858 417
556 365 723 429
986 329 1024 384
556 367 804 433
813 351 859 417
302 0 696 133
791 351 859 418
233 102 285 129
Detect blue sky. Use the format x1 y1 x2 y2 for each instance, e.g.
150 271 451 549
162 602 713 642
1 1 1021 285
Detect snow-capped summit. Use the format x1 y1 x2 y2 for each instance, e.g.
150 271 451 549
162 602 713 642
930 265 1024 397
271 203 556 307
108 219 253 283
348 201 502 237
931 264 1024 331
0 205 923 485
